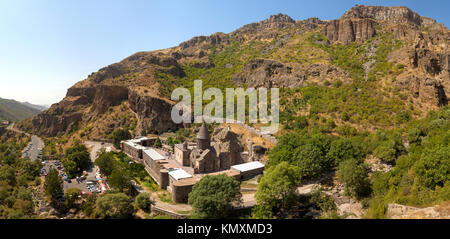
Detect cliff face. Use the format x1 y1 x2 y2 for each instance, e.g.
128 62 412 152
233 59 350 88
322 5 442 45
19 5 449 139
128 89 179 135
341 5 435 26
323 18 377 44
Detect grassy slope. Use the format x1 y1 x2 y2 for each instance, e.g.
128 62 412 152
0 97 41 122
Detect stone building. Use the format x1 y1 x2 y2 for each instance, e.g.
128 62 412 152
174 122 245 174
121 136 156 161
121 121 266 204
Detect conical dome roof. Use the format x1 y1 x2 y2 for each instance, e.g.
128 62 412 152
197 121 210 140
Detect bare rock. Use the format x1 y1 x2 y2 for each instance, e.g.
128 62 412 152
233 59 306 88
387 203 450 219
342 5 435 26
322 18 377 44
128 89 180 135
396 74 448 107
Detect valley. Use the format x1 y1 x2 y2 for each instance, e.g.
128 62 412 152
0 4 449 220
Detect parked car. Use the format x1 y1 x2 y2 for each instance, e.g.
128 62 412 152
56 194 65 202
87 180 97 185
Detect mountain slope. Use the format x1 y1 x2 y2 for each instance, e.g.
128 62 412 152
18 5 449 139
0 97 42 122
21 102 48 111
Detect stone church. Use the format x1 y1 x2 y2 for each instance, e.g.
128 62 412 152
174 121 244 174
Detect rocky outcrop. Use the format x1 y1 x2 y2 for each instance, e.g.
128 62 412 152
128 89 179 135
323 5 440 44
322 18 377 44
89 85 129 114
409 32 449 76
342 5 435 26
31 110 83 136
29 84 130 136
179 32 229 50
236 14 296 34
388 203 450 219
233 59 351 88
231 14 297 41
91 63 129 83
396 74 448 107
233 59 306 88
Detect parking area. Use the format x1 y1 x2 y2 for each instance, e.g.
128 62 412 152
41 141 114 195
23 135 45 161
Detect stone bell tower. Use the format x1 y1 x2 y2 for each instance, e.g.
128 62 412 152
197 121 211 150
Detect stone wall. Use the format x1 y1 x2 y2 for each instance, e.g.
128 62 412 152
234 167 265 180
174 145 190 166
171 182 194 203
122 143 143 161
142 153 169 189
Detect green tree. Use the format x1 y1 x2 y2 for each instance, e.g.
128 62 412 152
44 167 63 200
414 146 450 189
65 188 81 208
64 144 91 177
254 162 301 218
108 170 132 193
81 193 97 217
95 193 134 219
293 116 308 130
135 192 152 211
326 138 364 165
0 166 16 186
267 133 332 179
188 174 241 219
18 159 41 180
294 144 332 179
374 142 397 163
112 129 131 149
407 128 422 145
94 152 117 177
153 137 162 148
337 159 371 199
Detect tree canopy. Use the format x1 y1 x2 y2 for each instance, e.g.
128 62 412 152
95 193 134 219
63 144 91 177
112 129 131 149
44 167 63 200
188 174 241 219
253 162 302 218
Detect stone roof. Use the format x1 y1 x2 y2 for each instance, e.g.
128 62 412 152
197 121 210 140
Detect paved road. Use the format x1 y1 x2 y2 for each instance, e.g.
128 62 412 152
25 135 45 161
7 123 44 161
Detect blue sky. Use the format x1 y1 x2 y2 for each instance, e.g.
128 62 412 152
0 0 448 105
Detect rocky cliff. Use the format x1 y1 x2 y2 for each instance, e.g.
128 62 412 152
19 5 449 140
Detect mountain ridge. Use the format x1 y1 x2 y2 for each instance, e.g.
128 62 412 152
0 97 43 122
18 5 449 141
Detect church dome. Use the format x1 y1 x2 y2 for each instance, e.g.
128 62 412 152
197 121 210 140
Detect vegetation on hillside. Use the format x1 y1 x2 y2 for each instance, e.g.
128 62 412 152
0 97 42 122
0 133 40 218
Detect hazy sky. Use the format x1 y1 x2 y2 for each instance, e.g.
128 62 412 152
0 0 448 105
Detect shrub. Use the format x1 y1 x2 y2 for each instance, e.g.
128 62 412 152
112 129 131 149
135 192 152 211
188 174 241 219
337 159 371 199
95 193 134 219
